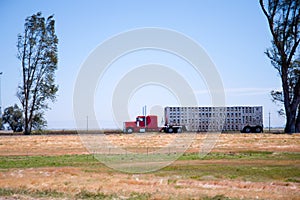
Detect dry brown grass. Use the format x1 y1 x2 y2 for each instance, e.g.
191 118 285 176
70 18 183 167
0 166 299 200
0 133 299 156
0 133 299 199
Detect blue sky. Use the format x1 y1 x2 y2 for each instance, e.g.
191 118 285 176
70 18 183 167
0 0 284 129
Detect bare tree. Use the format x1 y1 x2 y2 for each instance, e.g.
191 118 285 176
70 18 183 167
17 12 58 135
259 0 300 133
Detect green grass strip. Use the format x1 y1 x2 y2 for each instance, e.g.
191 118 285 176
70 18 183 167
0 152 299 169
0 154 99 169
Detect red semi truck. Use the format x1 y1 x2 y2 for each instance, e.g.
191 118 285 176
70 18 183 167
123 115 183 133
123 106 264 133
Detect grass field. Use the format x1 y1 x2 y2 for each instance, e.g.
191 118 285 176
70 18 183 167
0 133 299 199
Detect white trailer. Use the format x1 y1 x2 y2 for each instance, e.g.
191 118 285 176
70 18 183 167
164 106 263 133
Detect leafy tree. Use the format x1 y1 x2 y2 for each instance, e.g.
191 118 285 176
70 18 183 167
32 112 47 131
259 0 300 133
2 104 24 132
17 12 58 135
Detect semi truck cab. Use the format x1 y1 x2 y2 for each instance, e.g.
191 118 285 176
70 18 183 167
123 115 160 133
123 115 183 133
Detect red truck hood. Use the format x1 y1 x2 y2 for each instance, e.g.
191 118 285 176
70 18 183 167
124 121 136 127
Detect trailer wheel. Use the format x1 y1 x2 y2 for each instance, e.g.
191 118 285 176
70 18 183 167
177 128 182 133
254 126 263 133
167 127 174 133
126 128 134 134
242 126 251 133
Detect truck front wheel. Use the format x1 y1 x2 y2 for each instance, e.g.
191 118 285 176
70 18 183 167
126 128 134 134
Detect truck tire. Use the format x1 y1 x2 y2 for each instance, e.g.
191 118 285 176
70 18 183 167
254 126 263 133
167 127 174 133
242 126 251 133
126 128 134 134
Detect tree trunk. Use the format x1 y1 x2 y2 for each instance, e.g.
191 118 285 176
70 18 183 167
282 65 293 133
296 105 300 133
284 101 298 134
24 118 30 135
285 113 295 134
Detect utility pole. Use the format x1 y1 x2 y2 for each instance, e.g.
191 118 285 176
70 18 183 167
86 115 89 132
268 112 271 132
